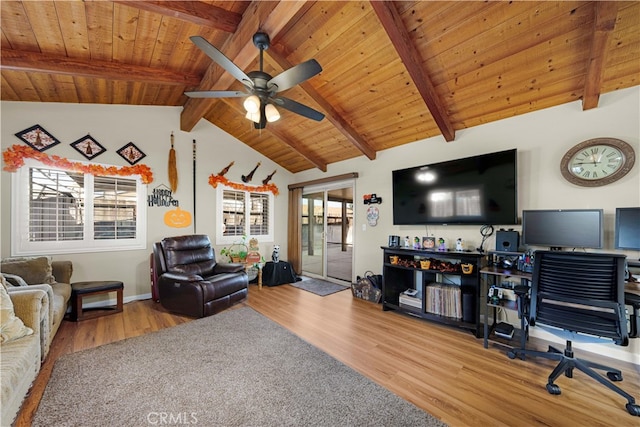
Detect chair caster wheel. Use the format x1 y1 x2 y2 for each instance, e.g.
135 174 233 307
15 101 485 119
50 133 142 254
607 372 623 381
546 383 561 395
507 351 516 359
626 403 640 416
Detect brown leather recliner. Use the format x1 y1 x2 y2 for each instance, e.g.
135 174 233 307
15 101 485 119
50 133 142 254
153 234 248 318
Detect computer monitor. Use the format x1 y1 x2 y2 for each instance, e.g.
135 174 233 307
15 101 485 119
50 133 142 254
615 207 640 251
521 209 604 250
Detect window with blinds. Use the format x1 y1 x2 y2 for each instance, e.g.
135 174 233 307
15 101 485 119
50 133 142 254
217 187 273 244
222 190 246 237
93 176 138 240
250 192 269 236
12 161 146 255
29 168 84 242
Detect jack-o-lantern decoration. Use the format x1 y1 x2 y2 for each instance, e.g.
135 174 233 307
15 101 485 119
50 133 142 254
164 207 192 228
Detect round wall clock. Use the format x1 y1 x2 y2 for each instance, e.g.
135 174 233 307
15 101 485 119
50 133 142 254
560 137 635 187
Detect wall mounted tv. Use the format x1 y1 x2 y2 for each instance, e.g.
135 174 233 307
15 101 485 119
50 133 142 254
392 149 517 225
521 209 604 250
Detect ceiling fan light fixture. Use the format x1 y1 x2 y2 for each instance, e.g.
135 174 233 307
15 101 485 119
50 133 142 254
245 111 261 123
186 33 324 126
243 95 260 113
265 104 280 122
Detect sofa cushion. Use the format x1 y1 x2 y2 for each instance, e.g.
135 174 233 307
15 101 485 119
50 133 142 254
0 281 33 343
0 332 40 426
1 256 55 285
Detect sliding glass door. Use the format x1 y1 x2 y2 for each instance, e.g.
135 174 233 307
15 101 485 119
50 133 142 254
301 192 324 276
301 183 353 283
326 188 353 282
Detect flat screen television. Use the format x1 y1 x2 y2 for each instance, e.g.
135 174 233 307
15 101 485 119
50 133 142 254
615 207 640 250
521 209 604 250
392 149 517 225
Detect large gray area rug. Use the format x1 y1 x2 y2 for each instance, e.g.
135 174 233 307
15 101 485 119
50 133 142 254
34 307 446 426
290 277 349 296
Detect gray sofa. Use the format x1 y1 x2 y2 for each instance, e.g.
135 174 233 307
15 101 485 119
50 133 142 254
0 257 73 426
2 258 73 354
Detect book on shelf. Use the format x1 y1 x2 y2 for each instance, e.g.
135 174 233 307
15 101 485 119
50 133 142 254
494 322 514 339
399 290 422 309
425 282 462 319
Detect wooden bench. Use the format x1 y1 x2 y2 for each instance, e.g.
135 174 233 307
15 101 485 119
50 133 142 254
70 281 124 321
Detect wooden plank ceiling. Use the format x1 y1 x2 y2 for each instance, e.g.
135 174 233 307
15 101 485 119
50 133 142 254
2 1 639 173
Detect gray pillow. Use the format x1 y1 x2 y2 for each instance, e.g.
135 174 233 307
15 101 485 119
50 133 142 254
0 256 56 285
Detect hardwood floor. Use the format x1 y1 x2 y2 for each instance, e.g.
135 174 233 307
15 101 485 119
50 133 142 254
16 284 640 426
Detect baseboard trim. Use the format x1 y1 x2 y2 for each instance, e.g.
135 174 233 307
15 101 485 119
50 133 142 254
78 292 152 310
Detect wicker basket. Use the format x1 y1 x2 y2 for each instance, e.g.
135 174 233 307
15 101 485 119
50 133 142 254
228 244 248 263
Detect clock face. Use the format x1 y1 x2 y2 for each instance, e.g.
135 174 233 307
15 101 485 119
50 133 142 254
560 138 635 187
567 144 623 180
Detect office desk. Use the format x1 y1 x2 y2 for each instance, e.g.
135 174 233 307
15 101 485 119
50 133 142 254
482 267 640 347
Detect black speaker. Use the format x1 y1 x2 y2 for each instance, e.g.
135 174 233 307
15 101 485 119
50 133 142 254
462 292 475 323
496 230 519 252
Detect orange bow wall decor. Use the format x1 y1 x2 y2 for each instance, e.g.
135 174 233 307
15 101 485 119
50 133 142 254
3 144 154 183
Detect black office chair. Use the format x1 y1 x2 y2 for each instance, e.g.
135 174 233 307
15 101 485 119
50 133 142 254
507 251 639 416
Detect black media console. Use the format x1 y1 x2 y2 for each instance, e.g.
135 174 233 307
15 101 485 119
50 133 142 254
381 246 485 337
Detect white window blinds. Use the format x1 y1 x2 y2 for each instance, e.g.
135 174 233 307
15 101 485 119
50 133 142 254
217 187 273 244
93 176 138 240
12 161 147 255
29 168 84 242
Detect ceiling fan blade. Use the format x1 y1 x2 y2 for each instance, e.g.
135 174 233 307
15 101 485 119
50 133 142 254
190 36 251 84
268 59 322 93
273 97 325 121
184 90 247 98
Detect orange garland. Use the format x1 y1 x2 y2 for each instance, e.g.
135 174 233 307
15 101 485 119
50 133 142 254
3 144 154 184
208 173 279 196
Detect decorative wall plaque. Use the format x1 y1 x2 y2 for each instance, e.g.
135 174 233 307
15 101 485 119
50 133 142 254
15 124 60 152
117 142 146 165
71 134 106 160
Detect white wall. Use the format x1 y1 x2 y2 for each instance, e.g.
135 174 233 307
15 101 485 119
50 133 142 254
293 87 640 274
1 87 638 363
292 86 640 364
1 102 292 300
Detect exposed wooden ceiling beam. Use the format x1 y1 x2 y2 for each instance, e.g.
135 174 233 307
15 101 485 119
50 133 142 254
266 46 377 161
0 49 201 86
268 126 328 172
180 1 308 132
582 1 619 110
114 1 241 32
370 1 455 142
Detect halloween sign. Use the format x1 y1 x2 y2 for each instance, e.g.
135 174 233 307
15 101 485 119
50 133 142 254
148 185 179 207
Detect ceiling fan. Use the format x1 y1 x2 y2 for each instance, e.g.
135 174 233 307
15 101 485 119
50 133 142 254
185 32 325 129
